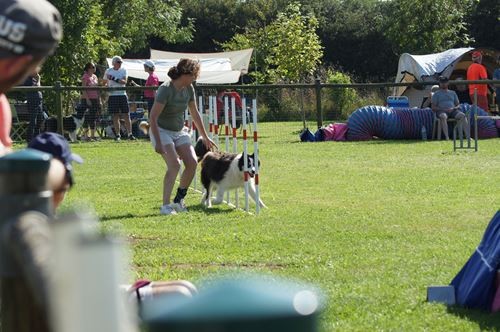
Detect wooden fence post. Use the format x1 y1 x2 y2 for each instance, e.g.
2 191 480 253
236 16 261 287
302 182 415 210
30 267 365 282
315 78 323 129
0 149 53 332
54 81 63 135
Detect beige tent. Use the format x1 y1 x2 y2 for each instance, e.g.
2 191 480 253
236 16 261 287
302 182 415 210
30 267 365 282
394 48 499 107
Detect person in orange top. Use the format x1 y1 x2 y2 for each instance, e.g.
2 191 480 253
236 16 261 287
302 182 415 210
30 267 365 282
466 51 489 112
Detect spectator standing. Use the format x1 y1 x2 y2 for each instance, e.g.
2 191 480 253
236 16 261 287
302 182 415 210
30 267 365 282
149 59 216 215
432 76 470 141
0 0 62 154
80 62 101 141
23 67 45 142
493 55 500 114
466 51 489 112
144 60 159 114
103 56 136 141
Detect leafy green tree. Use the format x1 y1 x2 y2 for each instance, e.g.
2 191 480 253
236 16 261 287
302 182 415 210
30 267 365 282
467 0 500 49
384 0 472 55
326 70 359 119
265 3 323 83
43 0 192 85
222 2 323 84
154 0 288 53
306 0 396 81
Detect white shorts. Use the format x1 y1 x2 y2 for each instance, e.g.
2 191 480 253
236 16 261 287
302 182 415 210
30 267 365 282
150 126 192 149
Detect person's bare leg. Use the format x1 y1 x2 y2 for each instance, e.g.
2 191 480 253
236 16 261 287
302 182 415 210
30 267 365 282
112 114 121 137
463 116 470 140
439 114 449 140
176 144 197 189
161 144 181 205
150 280 198 297
123 114 132 136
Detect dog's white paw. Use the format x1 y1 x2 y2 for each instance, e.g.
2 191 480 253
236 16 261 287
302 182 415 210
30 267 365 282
212 199 223 205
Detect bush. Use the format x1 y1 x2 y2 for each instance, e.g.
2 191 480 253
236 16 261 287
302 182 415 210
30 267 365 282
326 70 359 120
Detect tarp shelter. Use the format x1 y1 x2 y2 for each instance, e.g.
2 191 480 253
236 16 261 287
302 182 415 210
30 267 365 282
394 48 500 107
150 48 253 75
106 48 253 84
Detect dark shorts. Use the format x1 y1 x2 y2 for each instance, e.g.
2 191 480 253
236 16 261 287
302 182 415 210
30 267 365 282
145 97 155 112
82 98 101 129
108 95 129 114
436 109 463 119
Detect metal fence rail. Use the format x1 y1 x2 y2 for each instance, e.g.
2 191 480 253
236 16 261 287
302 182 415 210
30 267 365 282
7 79 499 141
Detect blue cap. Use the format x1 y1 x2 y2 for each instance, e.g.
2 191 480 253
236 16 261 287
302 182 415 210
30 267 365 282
28 132 83 186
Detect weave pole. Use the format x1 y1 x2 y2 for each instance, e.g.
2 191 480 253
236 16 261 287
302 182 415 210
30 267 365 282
474 89 478 152
191 95 204 191
212 96 220 147
189 93 260 214
224 96 231 204
252 98 261 215
231 97 239 208
242 98 250 212
208 95 214 140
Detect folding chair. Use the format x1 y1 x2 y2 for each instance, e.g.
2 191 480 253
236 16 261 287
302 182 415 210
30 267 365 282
10 103 29 142
432 113 456 140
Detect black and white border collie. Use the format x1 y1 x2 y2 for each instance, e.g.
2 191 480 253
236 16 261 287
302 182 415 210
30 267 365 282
195 137 266 209
45 108 86 142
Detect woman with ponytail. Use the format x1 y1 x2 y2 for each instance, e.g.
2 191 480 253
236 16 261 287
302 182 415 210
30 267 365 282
149 59 216 215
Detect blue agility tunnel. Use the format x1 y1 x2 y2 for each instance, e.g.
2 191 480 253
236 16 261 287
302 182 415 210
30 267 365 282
450 210 500 310
346 105 498 141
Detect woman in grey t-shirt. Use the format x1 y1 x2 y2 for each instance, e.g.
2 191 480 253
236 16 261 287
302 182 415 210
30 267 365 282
149 59 216 215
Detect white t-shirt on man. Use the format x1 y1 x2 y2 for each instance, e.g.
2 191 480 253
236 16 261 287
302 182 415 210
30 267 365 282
104 67 127 96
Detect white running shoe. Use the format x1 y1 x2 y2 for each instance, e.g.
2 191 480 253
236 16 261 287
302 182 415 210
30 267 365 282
160 204 177 215
173 199 188 213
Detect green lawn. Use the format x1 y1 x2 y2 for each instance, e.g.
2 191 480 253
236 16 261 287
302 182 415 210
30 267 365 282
60 123 499 331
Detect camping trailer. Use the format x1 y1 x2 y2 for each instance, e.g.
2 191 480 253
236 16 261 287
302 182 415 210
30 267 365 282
394 48 499 108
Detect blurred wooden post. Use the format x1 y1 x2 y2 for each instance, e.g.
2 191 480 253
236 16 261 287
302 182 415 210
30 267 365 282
315 78 323 129
0 149 53 332
54 81 63 135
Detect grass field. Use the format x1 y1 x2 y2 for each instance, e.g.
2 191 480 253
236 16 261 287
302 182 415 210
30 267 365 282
58 122 499 331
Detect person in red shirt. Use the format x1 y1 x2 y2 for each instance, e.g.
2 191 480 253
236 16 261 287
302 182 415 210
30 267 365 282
143 60 160 113
80 62 101 141
466 51 489 112
216 90 243 125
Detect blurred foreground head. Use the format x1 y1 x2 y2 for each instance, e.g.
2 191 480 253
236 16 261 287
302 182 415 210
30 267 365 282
0 0 62 93
28 133 83 210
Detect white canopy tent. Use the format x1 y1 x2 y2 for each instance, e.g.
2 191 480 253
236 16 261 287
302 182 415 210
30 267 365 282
150 48 253 74
105 57 241 84
106 48 253 84
394 47 499 107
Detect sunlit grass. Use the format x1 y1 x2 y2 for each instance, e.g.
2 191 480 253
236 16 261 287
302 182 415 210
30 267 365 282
59 124 500 331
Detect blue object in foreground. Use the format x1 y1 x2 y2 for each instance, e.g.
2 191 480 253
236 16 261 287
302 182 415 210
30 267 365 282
427 285 456 305
142 275 323 332
450 210 500 310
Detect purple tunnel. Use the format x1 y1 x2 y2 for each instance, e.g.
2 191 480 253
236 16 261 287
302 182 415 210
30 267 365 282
346 104 498 141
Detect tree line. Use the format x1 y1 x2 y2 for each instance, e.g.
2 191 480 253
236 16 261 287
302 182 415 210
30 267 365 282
43 0 498 85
